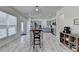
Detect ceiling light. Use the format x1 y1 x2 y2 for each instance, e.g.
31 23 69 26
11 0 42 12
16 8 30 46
35 6 39 11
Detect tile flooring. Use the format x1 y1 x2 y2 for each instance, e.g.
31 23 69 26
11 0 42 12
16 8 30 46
0 32 72 52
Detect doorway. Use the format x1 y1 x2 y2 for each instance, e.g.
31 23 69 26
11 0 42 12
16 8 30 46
21 22 24 34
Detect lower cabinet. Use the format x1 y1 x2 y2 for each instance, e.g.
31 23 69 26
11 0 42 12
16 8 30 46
60 32 79 52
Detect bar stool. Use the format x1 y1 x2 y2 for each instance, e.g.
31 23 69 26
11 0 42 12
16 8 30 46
32 30 41 48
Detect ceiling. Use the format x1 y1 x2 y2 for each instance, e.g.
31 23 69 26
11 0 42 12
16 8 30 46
12 6 63 19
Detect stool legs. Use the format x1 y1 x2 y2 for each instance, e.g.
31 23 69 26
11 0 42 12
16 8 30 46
33 31 41 48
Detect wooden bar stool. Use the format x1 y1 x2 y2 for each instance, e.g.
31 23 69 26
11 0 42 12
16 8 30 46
32 29 42 48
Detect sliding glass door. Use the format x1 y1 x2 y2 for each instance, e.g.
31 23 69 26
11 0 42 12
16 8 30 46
0 11 17 39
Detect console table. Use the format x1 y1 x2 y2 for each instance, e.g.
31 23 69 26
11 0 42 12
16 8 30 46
60 32 79 52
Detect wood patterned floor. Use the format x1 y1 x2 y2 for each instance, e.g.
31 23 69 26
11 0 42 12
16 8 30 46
0 32 72 52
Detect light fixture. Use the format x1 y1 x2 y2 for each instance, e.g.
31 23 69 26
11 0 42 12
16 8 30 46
30 6 40 18
35 6 40 18
35 6 39 12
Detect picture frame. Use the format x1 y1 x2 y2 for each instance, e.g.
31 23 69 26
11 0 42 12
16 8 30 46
74 19 79 25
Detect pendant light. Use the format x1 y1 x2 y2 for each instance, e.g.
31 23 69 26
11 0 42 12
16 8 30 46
35 6 39 12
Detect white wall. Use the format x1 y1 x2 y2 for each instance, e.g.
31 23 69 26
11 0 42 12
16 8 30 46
64 6 79 34
27 18 31 33
56 6 79 42
56 8 64 42
19 16 27 34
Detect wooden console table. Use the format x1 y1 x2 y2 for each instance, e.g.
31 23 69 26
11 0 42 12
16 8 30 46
60 32 79 52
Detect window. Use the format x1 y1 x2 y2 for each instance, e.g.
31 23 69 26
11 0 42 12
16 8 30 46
0 12 7 25
0 29 7 39
7 14 17 36
7 14 17 25
8 27 16 36
0 11 17 39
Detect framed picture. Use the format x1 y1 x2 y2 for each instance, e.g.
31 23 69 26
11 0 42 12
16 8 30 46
74 19 79 25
